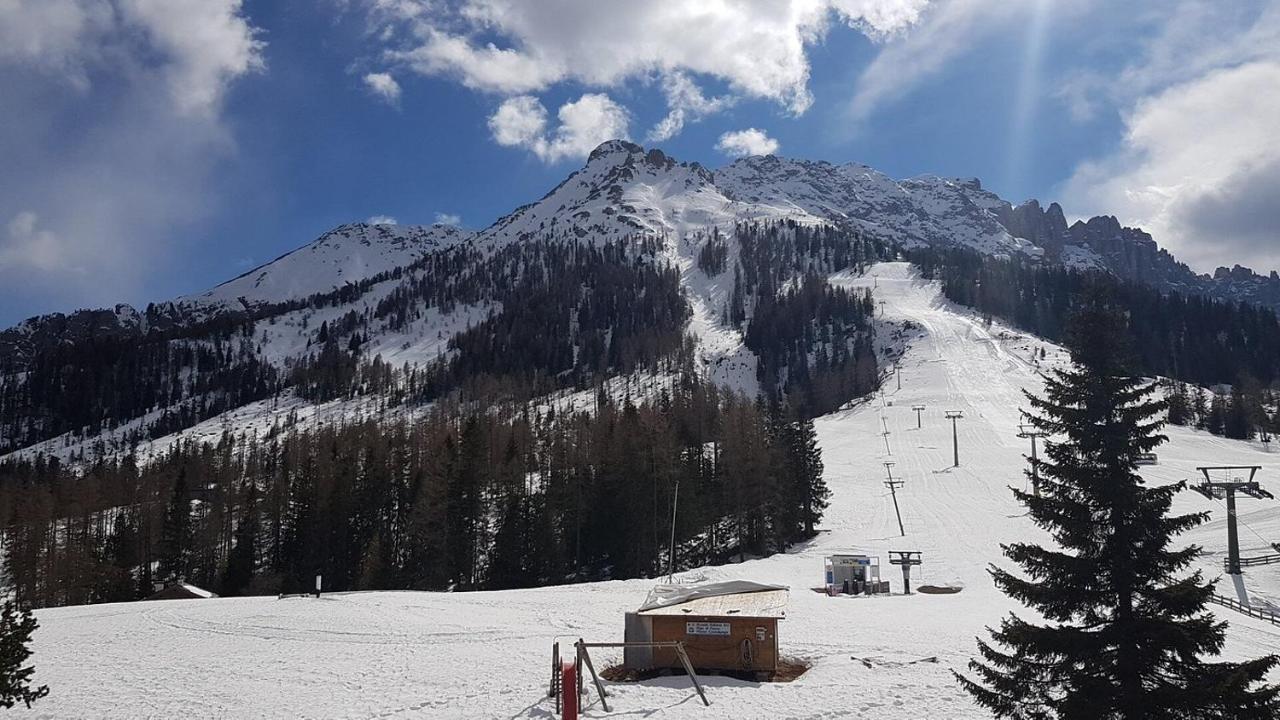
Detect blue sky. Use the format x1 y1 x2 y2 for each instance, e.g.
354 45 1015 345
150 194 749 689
1 0 1278 326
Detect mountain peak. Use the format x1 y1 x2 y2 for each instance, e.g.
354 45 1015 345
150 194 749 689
587 139 645 162
178 222 474 311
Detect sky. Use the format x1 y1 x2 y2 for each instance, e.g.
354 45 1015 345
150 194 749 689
1 0 1278 326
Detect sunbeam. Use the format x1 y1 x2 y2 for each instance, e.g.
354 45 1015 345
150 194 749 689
1003 0 1055 197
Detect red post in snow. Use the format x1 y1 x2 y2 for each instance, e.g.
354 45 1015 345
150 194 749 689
561 660 578 720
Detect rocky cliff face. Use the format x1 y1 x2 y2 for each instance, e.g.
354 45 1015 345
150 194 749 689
0 306 146 371
996 199 1280 312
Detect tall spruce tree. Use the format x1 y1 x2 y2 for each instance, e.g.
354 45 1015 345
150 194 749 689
789 415 827 538
1224 383 1256 441
1164 381 1192 427
221 481 260 596
156 467 192 583
957 303 1280 718
0 602 48 709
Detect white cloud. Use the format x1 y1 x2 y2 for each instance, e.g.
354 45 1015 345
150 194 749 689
1062 60 1280 273
0 0 112 87
367 215 398 225
1052 2 1280 124
488 93 630 163
0 212 81 275
368 0 930 140
118 0 265 115
363 71 402 104
487 95 547 148
1113 2 1280 102
831 0 934 38
846 0 1024 124
0 0 263 314
646 72 735 143
0 0 262 112
716 128 780 157
433 212 461 226
393 27 564 95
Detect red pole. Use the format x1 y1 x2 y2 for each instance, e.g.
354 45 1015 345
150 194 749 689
561 660 578 720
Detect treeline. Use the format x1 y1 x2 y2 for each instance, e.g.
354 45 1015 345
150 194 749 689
746 276 878 416
0 329 280 454
696 228 729 276
1165 378 1280 441
732 222 885 415
910 246 1280 388
0 375 828 608
288 238 692 406
1 237 692 452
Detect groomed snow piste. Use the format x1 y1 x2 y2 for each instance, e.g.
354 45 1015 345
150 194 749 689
18 263 1280 719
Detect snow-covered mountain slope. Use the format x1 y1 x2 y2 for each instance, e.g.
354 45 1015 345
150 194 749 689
476 141 1049 261
18 263 1280 719
478 141 740 245
178 222 474 312
6 139 1280 464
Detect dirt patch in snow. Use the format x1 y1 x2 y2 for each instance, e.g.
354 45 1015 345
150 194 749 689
917 585 963 595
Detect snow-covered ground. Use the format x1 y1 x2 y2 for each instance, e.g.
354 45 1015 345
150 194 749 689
18 263 1280 719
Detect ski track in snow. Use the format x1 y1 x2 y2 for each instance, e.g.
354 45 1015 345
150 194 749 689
17 263 1280 719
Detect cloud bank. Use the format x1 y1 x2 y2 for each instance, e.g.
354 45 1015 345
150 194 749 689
0 0 263 315
1061 3 1280 273
365 0 930 161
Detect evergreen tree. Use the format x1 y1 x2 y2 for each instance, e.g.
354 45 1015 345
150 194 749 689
447 417 489 589
99 510 140 603
957 304 1280 718
0 602 48 709
1192 389 1209 430
488 495 534 589
1206 391 1228 436
1224 383 1255 440
221 482 260 596
156 467 192 583
1164 381 1192 426
784 414 827 537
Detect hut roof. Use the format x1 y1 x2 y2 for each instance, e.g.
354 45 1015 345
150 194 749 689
146 583 218 601
637 581 788 619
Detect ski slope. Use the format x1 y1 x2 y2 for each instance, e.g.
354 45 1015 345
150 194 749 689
17 263 1280 719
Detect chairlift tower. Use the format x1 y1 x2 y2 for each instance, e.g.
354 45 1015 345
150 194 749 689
666 477 680 583
912 405 926 430
945 411 964 467
1017 423 1045 497
888 551 922 594
881 416 892 456
894 363 902 391
1190 466 1274 574
883 462 904 537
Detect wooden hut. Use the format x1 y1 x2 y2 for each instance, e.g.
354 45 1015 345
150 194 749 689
624 581 787 675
